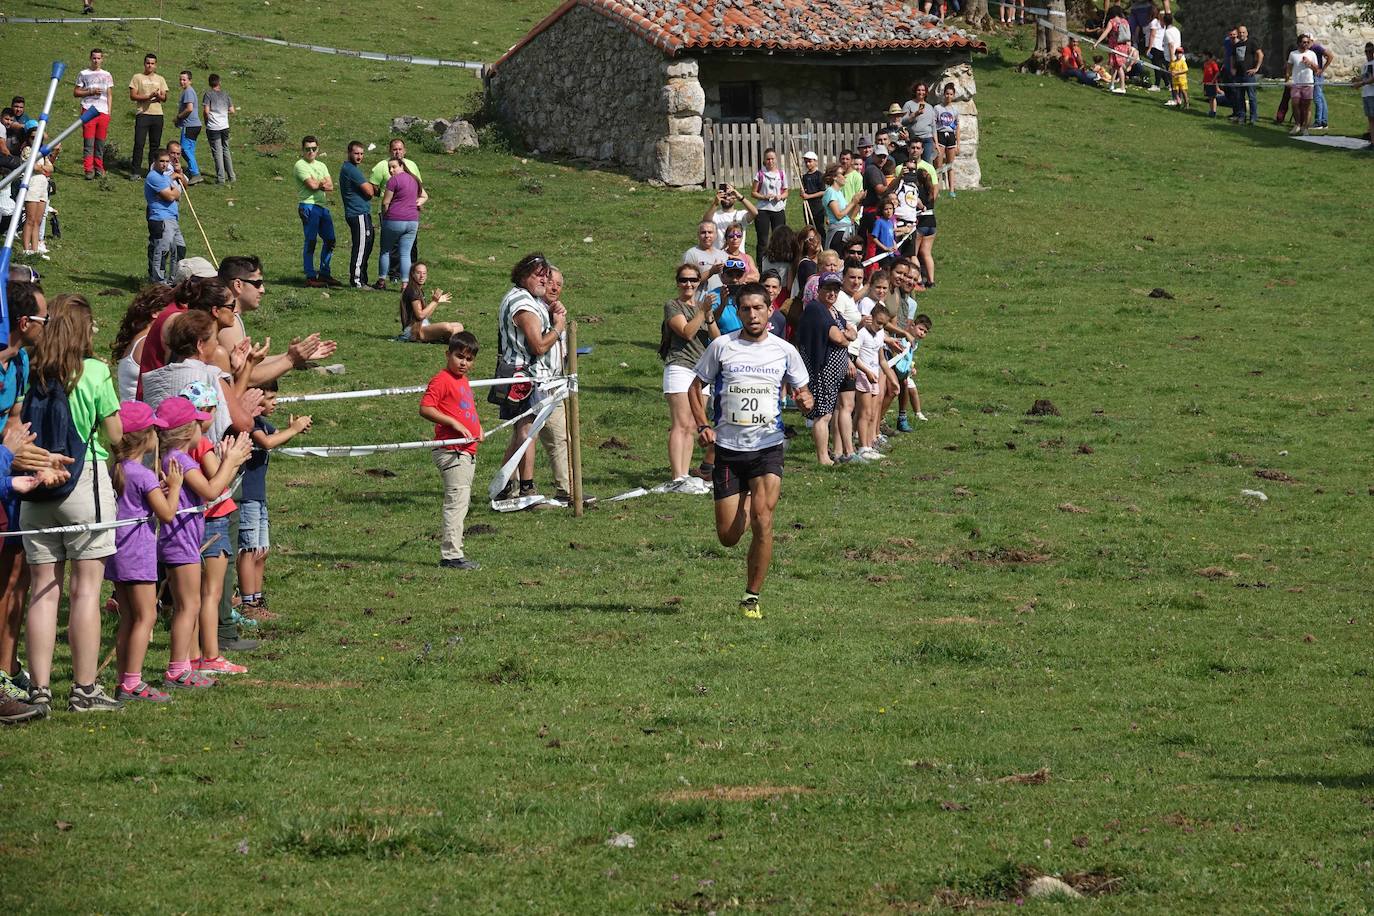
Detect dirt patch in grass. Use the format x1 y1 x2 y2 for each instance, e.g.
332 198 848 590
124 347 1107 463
966 547 1052 566
1196 566 1237 580
1255 468 1296 483
997 767 1051 785
929 616 993 625
242 679 363 690
661 784 813 802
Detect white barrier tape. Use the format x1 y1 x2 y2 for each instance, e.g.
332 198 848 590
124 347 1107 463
274 375 573 404
0 475 241 539
487 390 567 502
0 16 486 71
861 225 923 267
274 405 534 458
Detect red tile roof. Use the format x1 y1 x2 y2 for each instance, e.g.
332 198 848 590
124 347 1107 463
491 0 985 72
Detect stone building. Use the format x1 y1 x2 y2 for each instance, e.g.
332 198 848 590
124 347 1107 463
1183 0 1374 78
484 0 986 187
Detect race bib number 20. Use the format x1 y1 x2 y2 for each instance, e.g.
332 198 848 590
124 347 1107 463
724 382 778 427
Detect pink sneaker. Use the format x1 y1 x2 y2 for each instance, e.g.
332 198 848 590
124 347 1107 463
115 681 172 703
192 656 248 675
164 669 217 689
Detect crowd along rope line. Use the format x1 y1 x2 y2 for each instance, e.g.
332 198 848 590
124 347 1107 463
273 375 574 405
0 16 487 72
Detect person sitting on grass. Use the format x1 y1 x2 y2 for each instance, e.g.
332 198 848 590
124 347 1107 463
419 331 483 570
1090 54 1113 87
399 262 464 343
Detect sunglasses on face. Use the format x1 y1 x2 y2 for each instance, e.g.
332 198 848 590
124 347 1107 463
240 278 265 288
304 146 318 152
726 232 743 239
677 276 700 284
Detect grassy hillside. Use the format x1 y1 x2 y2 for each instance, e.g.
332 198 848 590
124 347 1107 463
3 6 1373 913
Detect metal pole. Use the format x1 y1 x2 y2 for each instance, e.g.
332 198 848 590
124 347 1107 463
566 322 584 518
0 108 98 194
0 60 66 347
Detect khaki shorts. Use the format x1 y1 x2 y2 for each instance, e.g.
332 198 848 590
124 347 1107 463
21 459 117 565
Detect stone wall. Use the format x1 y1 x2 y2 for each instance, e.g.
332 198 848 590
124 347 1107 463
485 5 706 185
698 53 980 188
1177 0 1374 78
1296 1 1374 77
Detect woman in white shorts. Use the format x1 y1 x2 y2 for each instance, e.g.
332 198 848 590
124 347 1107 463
660 264 719 491
20 141 54 258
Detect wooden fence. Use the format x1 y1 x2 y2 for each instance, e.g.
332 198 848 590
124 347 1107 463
702 118 885 189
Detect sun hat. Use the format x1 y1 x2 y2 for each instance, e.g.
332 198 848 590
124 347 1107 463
856 135 872 148
886 103 903 116
178 379 219 410
802 150 818 161
118 400 168 434
155 396 212 428
818 271 843 288
173 256 218 282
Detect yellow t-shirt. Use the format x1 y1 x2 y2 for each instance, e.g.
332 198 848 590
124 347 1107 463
129 73 168 116
1169 59 1189 91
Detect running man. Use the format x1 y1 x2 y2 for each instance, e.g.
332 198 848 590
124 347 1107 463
689 283 813 619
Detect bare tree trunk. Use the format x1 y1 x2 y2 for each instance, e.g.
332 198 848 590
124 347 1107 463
1019 0 1067 73
962 0 993 31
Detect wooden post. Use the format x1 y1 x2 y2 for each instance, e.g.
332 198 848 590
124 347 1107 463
565 321 584 517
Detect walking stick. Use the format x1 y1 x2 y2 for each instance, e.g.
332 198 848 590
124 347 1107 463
181 184 218 265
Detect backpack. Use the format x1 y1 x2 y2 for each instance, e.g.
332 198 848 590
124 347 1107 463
1115 18 1131 44
19 376 100 507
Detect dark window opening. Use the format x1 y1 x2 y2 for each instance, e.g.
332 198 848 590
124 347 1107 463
839 67 857 92
718 81 761 123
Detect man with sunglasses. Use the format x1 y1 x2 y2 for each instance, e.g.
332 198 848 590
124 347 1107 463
216 254 338 386
690 283 813 619
294 136 340 288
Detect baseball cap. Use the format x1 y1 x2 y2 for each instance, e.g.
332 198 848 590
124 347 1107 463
856 135 872 148
155 396 212 428
818 271 843 288
723 257 747 274
886 103 903 116
178 379 219 410
802 150 818 161
173 256 218 282
117 400 168 434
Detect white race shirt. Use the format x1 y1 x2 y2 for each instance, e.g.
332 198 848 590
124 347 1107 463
1289 49 1318 85
76 68 113 114
694 331 809 453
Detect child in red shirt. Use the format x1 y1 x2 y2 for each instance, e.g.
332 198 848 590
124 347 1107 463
1202 50 1222 118
419 331 483 570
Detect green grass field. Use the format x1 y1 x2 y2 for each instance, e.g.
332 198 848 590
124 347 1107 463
3 6 1373 912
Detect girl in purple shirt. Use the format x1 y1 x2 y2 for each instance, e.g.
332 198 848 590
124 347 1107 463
154 397 252 690
379 159 427 287
106 401 183 703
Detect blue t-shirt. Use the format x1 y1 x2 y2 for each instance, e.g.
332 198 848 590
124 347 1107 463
705 289 742 334
241 417 275 502
178 87 201 127
338 161 372 218
873 218 895 251
144 169 178 221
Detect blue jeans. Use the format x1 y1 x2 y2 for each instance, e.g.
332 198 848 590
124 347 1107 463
1240 73 1259 123
147 218 185 285
180 124 201 176
298 203 335 279
1313 75 1327 125
919 138 936 164
380 219 419 283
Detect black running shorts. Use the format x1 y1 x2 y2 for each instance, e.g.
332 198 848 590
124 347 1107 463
712 444 785 501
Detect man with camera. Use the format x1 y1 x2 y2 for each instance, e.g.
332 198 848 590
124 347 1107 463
689 282 813 620
703 183 758 254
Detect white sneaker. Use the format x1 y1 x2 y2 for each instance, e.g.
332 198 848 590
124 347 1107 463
857 446 884 461
36 243 49 254
874 434 890 448
685 476 712 494
1111 87 1127 95
1147 85 1161 92
1164 99 1178 106
915 412 928 422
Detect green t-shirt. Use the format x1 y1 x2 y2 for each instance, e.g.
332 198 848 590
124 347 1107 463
70 358 120 461
842 169 863 204
369 157 422 189
294 158 330 206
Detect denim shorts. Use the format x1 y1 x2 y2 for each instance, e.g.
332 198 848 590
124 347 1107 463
238 499 269 552
202 514 232 558
1364 96 1374 119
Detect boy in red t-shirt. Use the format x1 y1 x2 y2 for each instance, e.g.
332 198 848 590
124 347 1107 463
419 331 483 570
1202 50 1222 118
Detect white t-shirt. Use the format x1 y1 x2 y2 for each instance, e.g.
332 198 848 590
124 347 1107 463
1148 18 1165 52
754 168 787 213
694 331 809 453
1363 60 1374 99
76 68 113 114
856 327 886 373
683 245 726 292
1289 49 1318 85
711 209 749 251
1163 25 1182 56
835 290 862 356
893 178 923 223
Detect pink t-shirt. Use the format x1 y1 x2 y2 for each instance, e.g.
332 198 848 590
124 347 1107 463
383 170 421 221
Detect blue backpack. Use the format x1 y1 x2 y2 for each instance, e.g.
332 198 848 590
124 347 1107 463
19 376 100 508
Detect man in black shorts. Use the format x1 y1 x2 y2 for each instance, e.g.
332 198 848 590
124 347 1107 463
690 285 813 619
